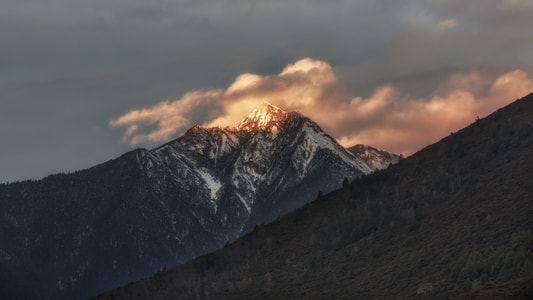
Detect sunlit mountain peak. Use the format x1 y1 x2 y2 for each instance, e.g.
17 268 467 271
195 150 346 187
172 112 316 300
237 101 291 133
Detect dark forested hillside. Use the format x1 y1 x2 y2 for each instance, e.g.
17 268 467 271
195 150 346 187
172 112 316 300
96 93 533 299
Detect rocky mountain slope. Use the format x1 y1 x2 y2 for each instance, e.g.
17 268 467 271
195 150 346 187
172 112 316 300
347 144 400 170
96 94 533 299
0 102 395 299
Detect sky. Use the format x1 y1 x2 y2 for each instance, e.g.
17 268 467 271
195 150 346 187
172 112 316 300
1 0 533 183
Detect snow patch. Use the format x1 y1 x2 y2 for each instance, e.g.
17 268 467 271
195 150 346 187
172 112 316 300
197 169 222 201
235 193 251 213
303 123 372 173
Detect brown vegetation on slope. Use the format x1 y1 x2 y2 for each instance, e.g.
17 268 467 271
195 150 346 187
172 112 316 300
96 94 533 299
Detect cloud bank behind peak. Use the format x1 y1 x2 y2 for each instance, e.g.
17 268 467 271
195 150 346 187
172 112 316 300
110 58 533 155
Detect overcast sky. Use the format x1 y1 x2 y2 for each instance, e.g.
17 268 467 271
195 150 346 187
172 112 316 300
1 0 533 183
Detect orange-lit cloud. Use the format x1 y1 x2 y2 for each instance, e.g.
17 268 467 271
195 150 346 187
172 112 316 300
336 69 533 154
502 0 533 9
110 58 533 155
109 90 223 145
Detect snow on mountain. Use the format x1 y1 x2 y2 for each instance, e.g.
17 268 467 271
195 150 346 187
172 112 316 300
146 102 374 222
0 101 397 300
347 144 400 170
238 101 289 133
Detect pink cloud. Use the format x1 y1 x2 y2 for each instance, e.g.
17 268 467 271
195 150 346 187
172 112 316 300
110 58 533 155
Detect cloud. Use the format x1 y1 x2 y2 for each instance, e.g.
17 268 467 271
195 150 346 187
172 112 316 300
437 18 458 30
336 69 533 154
110 58 533 155
109 89 223 145
502 0 533 9
110 58 340 145
3 0 533 185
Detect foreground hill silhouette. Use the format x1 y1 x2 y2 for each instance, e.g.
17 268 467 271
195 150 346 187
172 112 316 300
96 94 533 299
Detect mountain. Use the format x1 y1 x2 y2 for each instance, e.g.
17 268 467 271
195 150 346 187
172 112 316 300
347 144 400 170
95 94 533 299
0 102 393 300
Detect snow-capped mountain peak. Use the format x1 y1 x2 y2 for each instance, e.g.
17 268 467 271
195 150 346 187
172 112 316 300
0 98 403 300
237 101 293 133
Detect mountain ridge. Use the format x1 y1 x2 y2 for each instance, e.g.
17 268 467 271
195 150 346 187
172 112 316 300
0 102 397 299
347 144 401 170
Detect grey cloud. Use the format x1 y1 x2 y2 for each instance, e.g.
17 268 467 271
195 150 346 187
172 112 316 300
120 5 179 24
1 0 533 182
